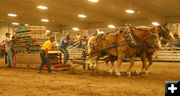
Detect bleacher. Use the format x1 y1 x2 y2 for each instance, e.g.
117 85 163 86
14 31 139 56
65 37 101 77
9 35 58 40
68 48 83 60
154 47 180 62
67 47 180 62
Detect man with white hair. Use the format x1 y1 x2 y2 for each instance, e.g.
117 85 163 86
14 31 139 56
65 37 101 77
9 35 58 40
97 29 104 35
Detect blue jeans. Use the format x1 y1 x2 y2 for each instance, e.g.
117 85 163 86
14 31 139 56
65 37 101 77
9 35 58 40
5 52 8 65
39 50 52 72
60 47 69 64
7 49 14 66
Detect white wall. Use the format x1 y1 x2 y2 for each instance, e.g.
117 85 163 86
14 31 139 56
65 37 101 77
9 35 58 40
0 22 14 44
168 23 180 35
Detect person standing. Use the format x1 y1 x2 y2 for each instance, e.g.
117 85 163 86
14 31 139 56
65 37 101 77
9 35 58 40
76 33 82 48
76 33 81 40
174 34 180 47
60 33 72 65
38 37 55 73
5 33 13 67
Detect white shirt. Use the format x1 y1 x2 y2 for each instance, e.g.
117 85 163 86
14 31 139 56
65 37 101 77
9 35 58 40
97 30 104 35
5 37 12 52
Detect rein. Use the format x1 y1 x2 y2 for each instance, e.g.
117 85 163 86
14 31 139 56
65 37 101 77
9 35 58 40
159 29 170 40
87 41 126 56
87 27 159 56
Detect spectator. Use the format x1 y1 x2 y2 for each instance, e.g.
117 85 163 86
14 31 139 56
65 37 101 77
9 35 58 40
76 33 82 47
167 33 180 50
93 31 98 36
76 33 81 40
97 29 104 35
174 34 180 47
5 33 13 67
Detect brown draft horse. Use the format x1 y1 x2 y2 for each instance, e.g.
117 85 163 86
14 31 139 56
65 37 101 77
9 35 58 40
87 25 161 75
104 24 174 75
136 25 174 74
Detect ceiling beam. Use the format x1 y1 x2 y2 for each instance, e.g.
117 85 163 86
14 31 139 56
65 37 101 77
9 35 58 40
124 0 166 23
167 16 180 23
51 0 124 25
0 0 84 29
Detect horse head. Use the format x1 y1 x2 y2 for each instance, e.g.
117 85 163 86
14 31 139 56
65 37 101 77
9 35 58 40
131 27 160 49
152 24 174 43
149 32 161 49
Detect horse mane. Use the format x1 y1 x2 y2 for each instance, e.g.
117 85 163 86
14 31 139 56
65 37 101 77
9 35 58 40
136 26 151 29
133 26 151 31
87 36 96 53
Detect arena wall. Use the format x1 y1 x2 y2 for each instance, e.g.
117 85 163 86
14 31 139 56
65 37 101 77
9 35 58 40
0 22 14 43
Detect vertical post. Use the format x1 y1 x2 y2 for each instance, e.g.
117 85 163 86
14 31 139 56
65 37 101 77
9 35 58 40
59 53 62 65
14 51 16 67
83 50 86 70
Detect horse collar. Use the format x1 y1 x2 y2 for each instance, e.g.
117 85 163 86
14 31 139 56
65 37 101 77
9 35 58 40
123 28 139 48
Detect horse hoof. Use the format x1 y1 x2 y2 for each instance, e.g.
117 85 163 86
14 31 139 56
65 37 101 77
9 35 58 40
107 70 113 74
91 69 95 71
90 67 94 70
106 69 110 72
141 69 146 73
135 70 140 75
127 72 131 77
145 71 150 75
112 70 116 74
88 67 91 70
96 71 99 74
115 72 121 76
110 71 113 74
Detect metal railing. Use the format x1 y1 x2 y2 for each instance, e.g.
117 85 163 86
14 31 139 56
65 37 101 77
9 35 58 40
67 47 180 62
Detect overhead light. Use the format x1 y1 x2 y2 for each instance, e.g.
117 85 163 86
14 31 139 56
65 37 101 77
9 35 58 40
108 25 115 28
125 10 135 14
8 13 17 17
37 5 48 10
72 27 79 31
88 0 99 2
12 22 19 25
41 19 49 22
78 14 87 18
152 22 160 26
24 24 29 26
46 30 50 33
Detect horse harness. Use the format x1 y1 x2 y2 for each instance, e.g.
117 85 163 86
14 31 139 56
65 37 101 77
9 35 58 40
127 27 160 49
88 27 159 56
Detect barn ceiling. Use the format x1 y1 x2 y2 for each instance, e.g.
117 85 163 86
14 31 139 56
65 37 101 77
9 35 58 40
0 0 180 31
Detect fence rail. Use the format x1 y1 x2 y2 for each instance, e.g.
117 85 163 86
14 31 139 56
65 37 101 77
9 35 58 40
67 47 180 62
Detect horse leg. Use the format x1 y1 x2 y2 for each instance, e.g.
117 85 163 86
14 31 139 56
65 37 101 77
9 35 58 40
107 56 117 74
94 59 99 73
126 55 136 76
111 61 115 74
106 57 116 74
86 60 90 70
89 58 95 70
145 55 153 74
105 57 111 73
140 52 147 73
115 55 124 76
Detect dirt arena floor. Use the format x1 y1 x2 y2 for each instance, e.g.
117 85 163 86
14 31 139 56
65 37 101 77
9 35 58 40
0 59 180 96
